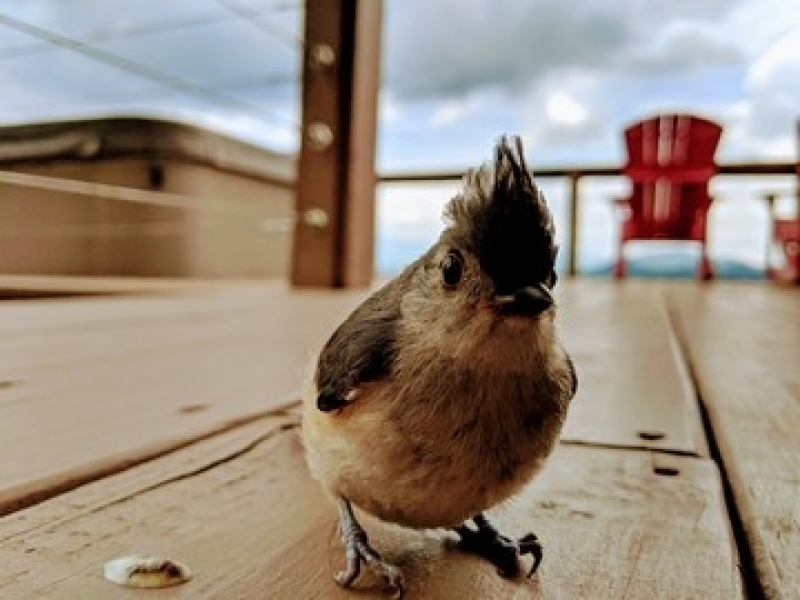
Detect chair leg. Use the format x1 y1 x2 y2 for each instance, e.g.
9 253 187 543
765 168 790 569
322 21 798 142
780 240 800 282
699 244 713 281
613 257 626 279
614 241 626 279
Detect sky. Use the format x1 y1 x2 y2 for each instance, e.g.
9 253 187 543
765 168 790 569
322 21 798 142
380 0 800 169
1 0 798 167
0 0 798 272
378 0 800 272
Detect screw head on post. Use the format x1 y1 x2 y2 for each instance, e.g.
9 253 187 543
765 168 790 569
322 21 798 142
303 208 329 230
309 44 335 70
306 122 333 151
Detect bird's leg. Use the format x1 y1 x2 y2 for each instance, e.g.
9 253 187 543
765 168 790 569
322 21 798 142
335 497 405 597
455 513 543 578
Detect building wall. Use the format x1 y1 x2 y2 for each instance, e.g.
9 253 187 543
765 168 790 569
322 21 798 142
163 162 294 278
0 122 295 278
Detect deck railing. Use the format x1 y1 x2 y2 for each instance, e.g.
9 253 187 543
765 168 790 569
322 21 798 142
0 159 796 281
380 161 798 276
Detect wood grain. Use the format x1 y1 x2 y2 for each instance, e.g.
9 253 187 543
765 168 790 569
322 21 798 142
667 283 800 599
557 281 704 455
0 283 364 508
0 280 705 517
0 416 740 599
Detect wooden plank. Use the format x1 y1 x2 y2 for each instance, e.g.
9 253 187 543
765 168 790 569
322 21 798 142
667 283 800 599
0 280 705 516
0 284 365 512
0 416 740 599
0 281 302 339
557 281 704 455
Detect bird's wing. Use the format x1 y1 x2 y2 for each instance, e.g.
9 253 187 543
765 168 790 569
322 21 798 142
314 278 402 412
565 349 578 396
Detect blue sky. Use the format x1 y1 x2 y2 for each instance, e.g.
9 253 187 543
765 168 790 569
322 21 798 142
0 0 798 272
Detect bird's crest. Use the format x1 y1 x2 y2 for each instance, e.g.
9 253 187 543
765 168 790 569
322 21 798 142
443 136 557 293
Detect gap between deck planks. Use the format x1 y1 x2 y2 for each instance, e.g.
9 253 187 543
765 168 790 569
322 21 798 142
0 411 741 599
557 281 706 455
667 283 800 600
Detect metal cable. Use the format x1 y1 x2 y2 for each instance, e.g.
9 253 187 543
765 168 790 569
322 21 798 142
0 1 302 59
215 0 302 48
0 13 300 128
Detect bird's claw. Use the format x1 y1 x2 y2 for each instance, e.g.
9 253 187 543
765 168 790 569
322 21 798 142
456 516 543 578
336 499 405 597
518 532 543 577
334 530 404 595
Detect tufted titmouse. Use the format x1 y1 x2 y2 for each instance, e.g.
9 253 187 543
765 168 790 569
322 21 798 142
302 136 577 597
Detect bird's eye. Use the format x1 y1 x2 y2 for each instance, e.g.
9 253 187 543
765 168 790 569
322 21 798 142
441 250 464 288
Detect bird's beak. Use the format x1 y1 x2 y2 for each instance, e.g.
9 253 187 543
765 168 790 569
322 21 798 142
494 283 553 317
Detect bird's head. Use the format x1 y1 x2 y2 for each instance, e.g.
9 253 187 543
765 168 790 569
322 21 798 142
403 136 560 360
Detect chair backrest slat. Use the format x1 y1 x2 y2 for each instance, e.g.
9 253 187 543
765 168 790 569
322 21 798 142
622 114 722 239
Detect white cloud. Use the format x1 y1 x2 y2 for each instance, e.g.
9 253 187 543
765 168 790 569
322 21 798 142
429 100 470 128
723 27 800 159
747 29 800 90
379 0 791 164
719 0 800 58
545 92 588 128
383 0 745 103
623 22 742 75
379 92 402 125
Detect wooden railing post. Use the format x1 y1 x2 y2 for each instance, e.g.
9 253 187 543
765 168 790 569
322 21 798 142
764 192 777 271
566 172 581 277
291 0 382 288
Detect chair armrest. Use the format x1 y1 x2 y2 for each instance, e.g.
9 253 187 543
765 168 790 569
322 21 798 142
775 218 800 241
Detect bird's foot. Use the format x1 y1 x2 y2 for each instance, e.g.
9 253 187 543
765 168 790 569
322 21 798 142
336 498 405 598
455 514 542 578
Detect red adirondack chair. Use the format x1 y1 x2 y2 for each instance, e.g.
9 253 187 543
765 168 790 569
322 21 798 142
768 215 800 282
766 120 800 283
613 114 723 279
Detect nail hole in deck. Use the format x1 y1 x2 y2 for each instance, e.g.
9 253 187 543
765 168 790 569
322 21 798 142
0 380 21 390
178 403 210 414
653 466 680 476
637 430 665 441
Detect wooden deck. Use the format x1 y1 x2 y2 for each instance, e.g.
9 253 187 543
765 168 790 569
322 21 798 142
0 278 796 599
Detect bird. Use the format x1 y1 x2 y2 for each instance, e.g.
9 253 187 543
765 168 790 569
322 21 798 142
302 135 577 597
